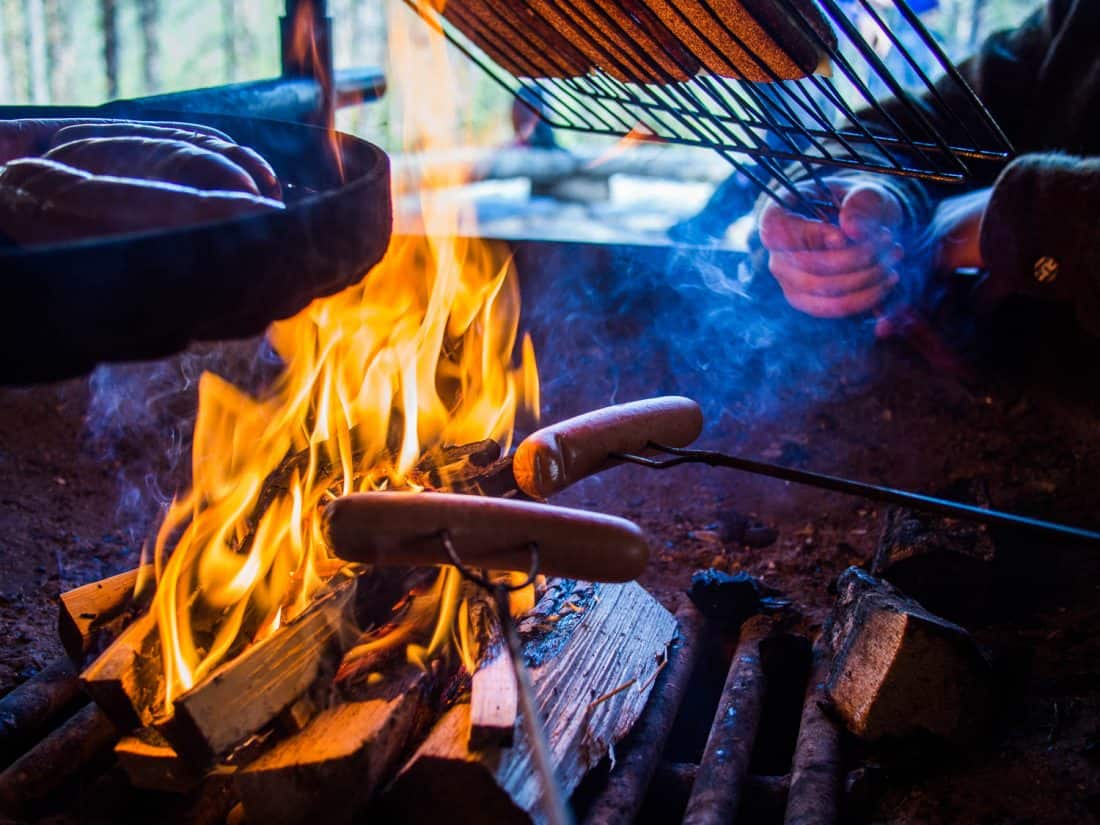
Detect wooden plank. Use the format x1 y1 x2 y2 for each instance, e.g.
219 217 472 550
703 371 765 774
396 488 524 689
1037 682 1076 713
379 581 678 825
469 646 517 749
58 565 153 663
161 578 357 765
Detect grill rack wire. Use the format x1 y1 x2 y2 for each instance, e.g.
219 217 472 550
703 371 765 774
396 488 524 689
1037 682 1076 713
403 0 1014 218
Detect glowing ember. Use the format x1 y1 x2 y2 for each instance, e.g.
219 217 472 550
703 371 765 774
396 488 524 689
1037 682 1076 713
143 1 539 711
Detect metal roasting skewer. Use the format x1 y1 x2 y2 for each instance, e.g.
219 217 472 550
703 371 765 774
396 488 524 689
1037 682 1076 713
440 533 577 825
611 443 1100 547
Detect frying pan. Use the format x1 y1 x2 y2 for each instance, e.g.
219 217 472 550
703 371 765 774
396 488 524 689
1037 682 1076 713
0 105 392 385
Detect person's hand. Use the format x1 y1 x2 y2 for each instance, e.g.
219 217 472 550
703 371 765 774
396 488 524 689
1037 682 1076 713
758 178 907 318
929 187 990 274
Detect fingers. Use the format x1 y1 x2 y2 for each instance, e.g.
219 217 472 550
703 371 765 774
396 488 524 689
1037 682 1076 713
782 274 900 319
759 198 846 252
839 184 903 242
774 239 904 278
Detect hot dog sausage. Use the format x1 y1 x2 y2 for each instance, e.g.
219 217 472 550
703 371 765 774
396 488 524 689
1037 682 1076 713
0 118 234 164
323 492 649 582
44 137 261 196
513 396 704 499
49 124 281 200
0 158 283 246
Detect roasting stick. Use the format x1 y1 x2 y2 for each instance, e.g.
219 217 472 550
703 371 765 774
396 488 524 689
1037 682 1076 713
614 444 1100 547
440 534 576 825
512 396 1100 547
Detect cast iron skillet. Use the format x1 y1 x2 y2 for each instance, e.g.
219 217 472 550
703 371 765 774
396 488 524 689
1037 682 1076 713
0 105 392 385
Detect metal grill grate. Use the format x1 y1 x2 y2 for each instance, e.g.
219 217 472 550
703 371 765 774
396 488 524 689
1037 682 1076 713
403 0 1014 217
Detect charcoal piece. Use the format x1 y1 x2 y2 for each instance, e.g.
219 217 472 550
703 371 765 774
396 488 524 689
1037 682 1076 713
823 567 993 746
687 569 761 624
718 511 778 548
873 486 996 623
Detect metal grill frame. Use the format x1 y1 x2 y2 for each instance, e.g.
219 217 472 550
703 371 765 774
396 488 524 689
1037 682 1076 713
403 0 1014 217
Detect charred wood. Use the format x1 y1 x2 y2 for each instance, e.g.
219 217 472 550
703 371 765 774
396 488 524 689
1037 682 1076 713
0 656 82 764
80 613 163 732
0 703 117 814
784 637 842 825
583 603 705 825
682 615 775 825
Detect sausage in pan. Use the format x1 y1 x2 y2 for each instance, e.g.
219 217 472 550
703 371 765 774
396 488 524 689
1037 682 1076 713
0 157 283 246
44 137 261 196
48 123 281 200
323 492 649 583
513 396 704 499
0 117 235 164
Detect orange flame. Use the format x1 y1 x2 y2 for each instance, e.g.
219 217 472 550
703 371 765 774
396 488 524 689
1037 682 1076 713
144 0 538 711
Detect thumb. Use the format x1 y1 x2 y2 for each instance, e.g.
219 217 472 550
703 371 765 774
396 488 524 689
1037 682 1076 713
839 184 903 243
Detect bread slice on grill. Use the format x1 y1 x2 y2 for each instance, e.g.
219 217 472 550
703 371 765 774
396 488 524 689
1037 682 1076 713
635 0 837 82
529 0 699 83
439 0 592 78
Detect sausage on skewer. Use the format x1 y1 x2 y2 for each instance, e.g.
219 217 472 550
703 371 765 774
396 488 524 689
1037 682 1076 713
324 492 649 582
513 396 704 499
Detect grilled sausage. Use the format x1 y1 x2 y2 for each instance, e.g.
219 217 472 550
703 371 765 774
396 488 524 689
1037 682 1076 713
0 117 234 164
635 0 836 81
0 157 283 246
324 492 649 582
49 123 281 200
44 137 261 196
513 396 704 499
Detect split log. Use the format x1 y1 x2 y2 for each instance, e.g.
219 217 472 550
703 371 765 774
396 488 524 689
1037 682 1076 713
115 728 204 793
824 567 993 745
80 612 163 731
0 703 118 814
58 565 153 663
380 581 678 825
468 594 517 749
682 615 775 825
0 657 82 762
235 661 441 825
583 603 705 825
161 577 357 765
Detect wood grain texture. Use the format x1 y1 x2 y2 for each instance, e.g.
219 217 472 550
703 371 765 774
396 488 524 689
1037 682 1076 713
381 581 678 825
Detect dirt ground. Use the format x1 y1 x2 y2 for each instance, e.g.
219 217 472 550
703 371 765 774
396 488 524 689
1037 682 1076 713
1 241 1098 824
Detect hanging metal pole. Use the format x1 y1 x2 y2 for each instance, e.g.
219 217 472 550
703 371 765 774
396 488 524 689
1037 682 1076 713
281 0 335 128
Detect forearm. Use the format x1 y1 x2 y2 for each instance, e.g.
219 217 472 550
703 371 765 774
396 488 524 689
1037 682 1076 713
979 154 1100 334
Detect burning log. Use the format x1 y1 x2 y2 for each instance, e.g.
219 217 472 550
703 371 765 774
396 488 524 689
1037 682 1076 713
235 660 443 824
824 567 993 745
58 565 152 662
115 729 204 793
0 703 118 813
682 615 775 825
162 576 358 765
378 581 678 824
80 613 163 731
0 657 82 762
468 597 517 749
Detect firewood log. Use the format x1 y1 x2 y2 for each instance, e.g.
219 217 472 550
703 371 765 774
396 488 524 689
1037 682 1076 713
0 657 82 763
58 565 152 663
378 582 678 825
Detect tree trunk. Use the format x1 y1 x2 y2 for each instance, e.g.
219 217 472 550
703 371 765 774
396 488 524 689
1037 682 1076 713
138 0 160 93
23 0 48 103
99 0 119 99
43 0 73 103
0 0 12 102
220 0 238 81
